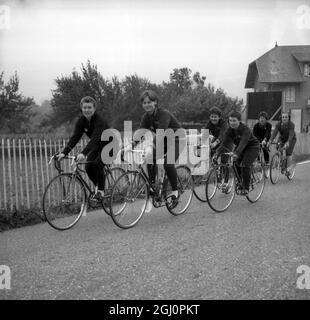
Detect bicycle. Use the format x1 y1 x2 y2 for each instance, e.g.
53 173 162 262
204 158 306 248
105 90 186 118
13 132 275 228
42 154 126 230
109 148 194 229
269 142 296 184
205 152 265 212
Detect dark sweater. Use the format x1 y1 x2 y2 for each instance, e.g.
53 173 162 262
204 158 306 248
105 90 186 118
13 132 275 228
270 121 296 143
139 107 181 132
62 113 110 156
204 118 228 143
222 122 259 157
253 122 272 143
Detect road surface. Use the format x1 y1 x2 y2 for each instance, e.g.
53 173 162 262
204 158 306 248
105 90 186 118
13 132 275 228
1 162 310 300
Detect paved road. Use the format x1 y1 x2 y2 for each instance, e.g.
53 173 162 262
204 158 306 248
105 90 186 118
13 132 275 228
1 163 310 300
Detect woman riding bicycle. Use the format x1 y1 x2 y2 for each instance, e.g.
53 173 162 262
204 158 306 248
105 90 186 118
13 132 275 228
204 106 229 157
129 89 185 212
269 111 296 173
57 96 110 198
218 110 260 195
253 111 272 164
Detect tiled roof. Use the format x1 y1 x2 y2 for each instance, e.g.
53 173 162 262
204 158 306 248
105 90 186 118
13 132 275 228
245 45 310 88
292 52 310 62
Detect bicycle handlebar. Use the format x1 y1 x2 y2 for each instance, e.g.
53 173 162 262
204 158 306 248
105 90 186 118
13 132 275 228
49 154 96 173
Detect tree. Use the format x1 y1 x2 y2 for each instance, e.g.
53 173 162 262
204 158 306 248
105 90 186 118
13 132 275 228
0 72 34 133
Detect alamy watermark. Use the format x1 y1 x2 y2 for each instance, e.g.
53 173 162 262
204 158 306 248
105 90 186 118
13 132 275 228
296 4 310 29
0 5 11 30
0 265 11 290
99 121 210 175
296 265 310 289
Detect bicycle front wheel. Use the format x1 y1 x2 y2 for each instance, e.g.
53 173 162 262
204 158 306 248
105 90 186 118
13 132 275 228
42 174 87 230
206 165 235 213
110 171 149 229
165 165 194 216
270 153 280 184
246 161 265 203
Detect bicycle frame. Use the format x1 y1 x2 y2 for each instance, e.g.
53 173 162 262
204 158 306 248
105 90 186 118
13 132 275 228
50 155 117 199
124 162 169 207
219 152 258 193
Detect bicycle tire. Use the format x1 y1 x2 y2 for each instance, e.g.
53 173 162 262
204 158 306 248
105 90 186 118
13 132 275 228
246 161 265 203
206 165 235 213
42 173 87 231
165 165 194 216
270 153 281 184
286 154 296 181
102 167 126 215
110 171 149 229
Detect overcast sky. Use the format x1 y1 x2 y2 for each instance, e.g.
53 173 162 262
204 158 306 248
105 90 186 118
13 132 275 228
0 0 310 104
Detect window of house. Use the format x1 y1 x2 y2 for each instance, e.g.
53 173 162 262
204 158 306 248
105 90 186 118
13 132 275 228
304 63 310 76
285 86 295 103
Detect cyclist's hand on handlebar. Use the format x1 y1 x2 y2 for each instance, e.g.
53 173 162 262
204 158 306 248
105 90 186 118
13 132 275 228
76 153 86 162
56 153 65 161
210 141 218 149
284 142 289 149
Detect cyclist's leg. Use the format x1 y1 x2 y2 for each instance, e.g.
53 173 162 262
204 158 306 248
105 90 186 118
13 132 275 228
286 137 296 170
163 137 180 192
147 151 157 187
263 147 269 164
241 146 260 193
85 150 105 193
278 140 287 170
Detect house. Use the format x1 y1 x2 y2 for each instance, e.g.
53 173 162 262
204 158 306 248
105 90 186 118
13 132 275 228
245 44 310 132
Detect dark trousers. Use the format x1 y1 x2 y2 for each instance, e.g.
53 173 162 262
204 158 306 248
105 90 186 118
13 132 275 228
262 147 269 163
236 145 260 190
279 137 296 156
85 149 105 190
147 138 183 191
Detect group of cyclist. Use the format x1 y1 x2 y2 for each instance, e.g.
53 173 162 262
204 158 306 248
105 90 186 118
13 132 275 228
57 89 296 211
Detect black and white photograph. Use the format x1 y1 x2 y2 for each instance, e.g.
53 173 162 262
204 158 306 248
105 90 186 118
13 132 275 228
0 0 310 303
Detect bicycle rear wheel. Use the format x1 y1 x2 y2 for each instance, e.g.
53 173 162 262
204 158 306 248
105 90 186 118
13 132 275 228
286 154 296 181
110 171 149 229
206 165 235 213
270 153 280 184
42 174 87 230
102 167 126 215
246 161 265 203
165 165 194 216
193 172 208 202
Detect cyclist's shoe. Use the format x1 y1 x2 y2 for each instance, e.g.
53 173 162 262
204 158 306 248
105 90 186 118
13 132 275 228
239 189 249 196
221 182 232 194
145 198 153 213
95 190 105 201
89 191 105 207
167 191 179 210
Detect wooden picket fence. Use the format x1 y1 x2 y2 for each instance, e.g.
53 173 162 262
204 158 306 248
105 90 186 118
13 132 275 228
0 135 206 212
0 138 94 212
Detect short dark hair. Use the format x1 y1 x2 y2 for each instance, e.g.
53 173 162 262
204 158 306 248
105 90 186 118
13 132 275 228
80 96 97 108
228 110 242 121
281 111 290 120
209 106 222 117
259 111 268 120
140 90 159 105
